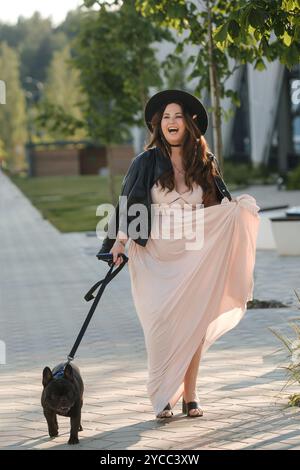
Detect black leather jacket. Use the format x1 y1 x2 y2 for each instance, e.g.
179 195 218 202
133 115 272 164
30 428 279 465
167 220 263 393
98 146 232 254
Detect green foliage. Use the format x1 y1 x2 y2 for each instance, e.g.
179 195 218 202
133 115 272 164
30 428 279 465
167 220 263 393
0 8 92 156
216 0 300 71
0 12 68 84
72 0 170 144
0 43 27 171
0 138 7 162
223 160 277 186
135 0 241 124
35 102 85 137
224 162 251 185
269 290 300 406
136 0 300 117
286 164 300 189
162 55 192 90
137 0 189 31
36 45 87 140
0 9 88 84
288 393 300 406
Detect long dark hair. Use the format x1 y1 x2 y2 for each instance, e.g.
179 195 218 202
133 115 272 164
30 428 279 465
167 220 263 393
144 100 221 207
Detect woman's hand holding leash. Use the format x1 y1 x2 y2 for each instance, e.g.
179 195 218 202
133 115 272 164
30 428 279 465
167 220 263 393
110 239 126 267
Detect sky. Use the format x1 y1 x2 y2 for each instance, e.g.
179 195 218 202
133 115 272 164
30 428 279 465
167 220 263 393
0 0 87 26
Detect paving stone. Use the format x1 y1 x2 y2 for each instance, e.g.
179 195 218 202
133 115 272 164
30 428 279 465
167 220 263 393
1 170 300 450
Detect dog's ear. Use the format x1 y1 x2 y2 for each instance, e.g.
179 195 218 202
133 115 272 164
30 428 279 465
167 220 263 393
64 363 74 382
42 367 53 387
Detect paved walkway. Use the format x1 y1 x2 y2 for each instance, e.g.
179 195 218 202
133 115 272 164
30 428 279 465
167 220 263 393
237 183 300 209
1 170 300 450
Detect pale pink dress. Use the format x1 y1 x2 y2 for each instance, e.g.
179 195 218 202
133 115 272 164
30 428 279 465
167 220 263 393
127 180 260 416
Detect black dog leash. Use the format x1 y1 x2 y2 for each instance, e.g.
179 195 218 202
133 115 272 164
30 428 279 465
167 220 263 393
66 253 128 363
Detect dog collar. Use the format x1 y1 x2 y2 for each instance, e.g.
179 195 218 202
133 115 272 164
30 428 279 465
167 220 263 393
53 365 65 380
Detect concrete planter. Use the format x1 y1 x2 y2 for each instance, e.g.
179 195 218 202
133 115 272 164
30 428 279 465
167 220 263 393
270 216 300 255
256 205 289 250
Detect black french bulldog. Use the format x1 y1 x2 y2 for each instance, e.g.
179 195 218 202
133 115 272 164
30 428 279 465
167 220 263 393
41 362 84 445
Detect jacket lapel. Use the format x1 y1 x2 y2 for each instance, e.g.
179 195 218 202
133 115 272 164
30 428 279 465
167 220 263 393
152 146 173 183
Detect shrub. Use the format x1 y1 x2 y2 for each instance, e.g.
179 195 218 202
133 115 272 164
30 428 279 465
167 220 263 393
223 160 278 186
270 289 300 406
286 165 300 190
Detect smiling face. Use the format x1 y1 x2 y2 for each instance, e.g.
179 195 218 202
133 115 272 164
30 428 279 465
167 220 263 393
161 102 186 146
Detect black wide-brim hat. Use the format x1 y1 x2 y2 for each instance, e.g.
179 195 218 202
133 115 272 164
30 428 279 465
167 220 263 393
144 89 208 135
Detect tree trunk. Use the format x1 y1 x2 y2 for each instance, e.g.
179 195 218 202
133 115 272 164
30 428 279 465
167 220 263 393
207 0 223 173
106 145 117 206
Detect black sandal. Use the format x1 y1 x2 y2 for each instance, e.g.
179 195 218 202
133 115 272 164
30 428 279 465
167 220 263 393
156 402 173 418
182 398 203 417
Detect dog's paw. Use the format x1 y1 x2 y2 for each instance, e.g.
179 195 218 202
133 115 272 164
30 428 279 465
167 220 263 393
49 430 59 438
68 436 79 445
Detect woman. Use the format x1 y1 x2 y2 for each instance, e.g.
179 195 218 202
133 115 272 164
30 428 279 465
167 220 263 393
105 89 260 419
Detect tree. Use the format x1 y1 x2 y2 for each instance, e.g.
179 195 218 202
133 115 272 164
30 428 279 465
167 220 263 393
56 8 87 40
215 0 300 71
72 0 171 204
37 44 87 140
0 12 69 86
0 138 7 168
0 43 26 172
135 0 300 171
135 0 238 169
163 54 189 90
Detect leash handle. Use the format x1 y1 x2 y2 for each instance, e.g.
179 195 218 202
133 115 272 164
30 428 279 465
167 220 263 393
96 252 128 267
84 253 128 301
67 253 128 362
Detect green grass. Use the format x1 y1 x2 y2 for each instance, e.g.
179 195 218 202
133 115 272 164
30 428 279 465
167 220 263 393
9 169 250 233
10 174 124 232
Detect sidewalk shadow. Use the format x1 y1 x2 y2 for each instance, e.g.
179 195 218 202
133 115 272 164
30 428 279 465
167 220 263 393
173 406 300 450
5 416 182 450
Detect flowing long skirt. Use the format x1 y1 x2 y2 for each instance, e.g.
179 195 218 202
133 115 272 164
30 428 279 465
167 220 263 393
127 194 260 416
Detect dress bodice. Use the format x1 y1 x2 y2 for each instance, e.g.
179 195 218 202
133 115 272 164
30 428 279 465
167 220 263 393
151 180 203 207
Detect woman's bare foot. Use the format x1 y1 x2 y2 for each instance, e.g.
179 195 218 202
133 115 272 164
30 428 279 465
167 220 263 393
156 409 173 418
183 393 203 417
156 403 173 419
